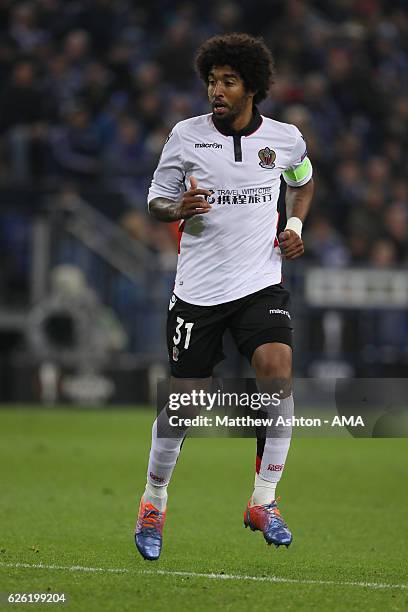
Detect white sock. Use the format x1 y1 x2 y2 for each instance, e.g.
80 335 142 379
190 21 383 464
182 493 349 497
143 409 187 511
252 394 294 505
144 481 168 512
251 473 277 506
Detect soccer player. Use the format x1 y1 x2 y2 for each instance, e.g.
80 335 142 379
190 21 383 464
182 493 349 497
135 33 314 561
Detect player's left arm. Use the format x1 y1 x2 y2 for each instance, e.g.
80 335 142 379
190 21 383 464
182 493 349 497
279 126 314 260
279 178 314 259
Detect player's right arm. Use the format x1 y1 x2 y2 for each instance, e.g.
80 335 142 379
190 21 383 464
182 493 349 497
147 125 212 222
149 176 212 222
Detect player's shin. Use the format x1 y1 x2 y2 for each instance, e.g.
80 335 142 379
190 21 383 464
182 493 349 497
143 406 188 511
252 394 294 506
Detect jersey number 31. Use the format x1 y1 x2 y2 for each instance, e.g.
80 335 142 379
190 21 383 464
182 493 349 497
173 316 194 349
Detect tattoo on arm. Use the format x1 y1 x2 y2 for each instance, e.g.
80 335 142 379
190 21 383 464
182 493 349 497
148 198 181 222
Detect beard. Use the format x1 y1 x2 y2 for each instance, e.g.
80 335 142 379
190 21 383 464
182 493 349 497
211 103 240 127
211 95 251 126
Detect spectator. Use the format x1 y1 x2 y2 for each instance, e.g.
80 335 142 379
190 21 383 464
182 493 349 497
49 104 103 182
103 115 148 206
9 2 48 52
369 238 397 268
382 202 408 263
0 58 51 180
303 214 350 267
155 20 195 90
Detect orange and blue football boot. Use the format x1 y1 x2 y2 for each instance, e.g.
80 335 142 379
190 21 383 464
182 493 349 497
244 499 292 547
135 498 167 561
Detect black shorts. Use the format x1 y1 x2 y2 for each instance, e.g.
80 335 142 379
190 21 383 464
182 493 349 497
167 284 293 378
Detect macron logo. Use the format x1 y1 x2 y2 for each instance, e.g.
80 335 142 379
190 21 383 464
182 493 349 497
269 309 291 319
195 143 222 149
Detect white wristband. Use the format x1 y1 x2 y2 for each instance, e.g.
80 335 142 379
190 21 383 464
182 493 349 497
285 217 303 237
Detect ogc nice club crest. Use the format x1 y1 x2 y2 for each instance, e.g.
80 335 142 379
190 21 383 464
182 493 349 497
258 147 276 169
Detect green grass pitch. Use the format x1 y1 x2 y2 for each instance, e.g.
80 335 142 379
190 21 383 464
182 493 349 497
0 407 407 611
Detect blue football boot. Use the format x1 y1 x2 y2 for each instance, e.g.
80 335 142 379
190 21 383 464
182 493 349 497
244 499 292 547
135 498 166 561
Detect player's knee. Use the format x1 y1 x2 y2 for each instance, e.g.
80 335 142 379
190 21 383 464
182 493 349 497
256 361 291 380
252 345 292 380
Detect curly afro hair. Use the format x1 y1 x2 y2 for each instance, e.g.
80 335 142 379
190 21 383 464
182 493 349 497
195 33 275 106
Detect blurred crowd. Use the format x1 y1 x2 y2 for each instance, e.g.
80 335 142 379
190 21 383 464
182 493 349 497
0 0 407 271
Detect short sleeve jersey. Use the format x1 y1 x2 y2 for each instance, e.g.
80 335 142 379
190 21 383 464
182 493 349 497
148 112 312 306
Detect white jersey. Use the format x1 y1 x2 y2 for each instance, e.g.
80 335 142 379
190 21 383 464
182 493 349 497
148 112 312 306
